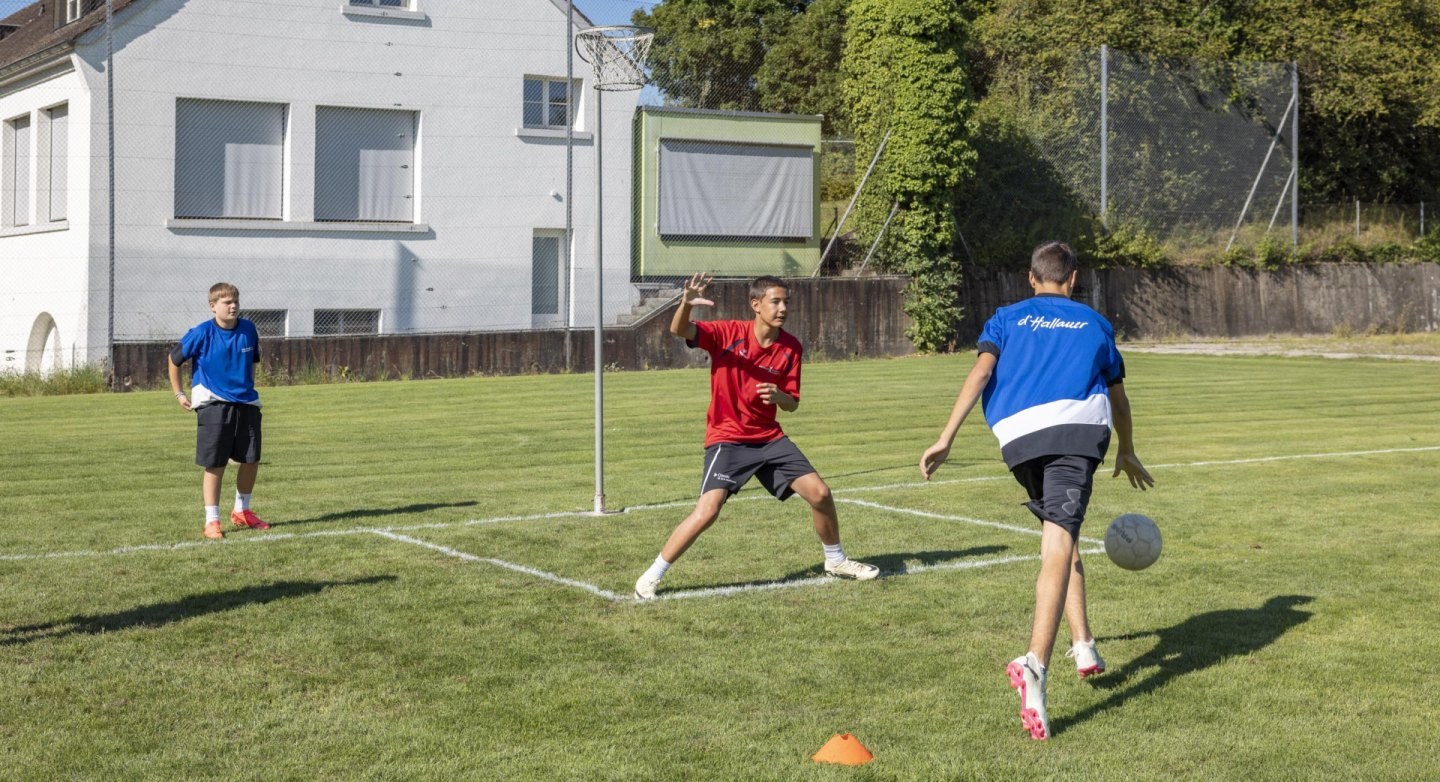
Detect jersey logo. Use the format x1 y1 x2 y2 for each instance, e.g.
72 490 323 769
757 353 793 375
1016 314 1088 332
721 337 749 359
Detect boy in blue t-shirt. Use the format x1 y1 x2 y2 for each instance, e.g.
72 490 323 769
168 282 270 540
919 242 1155 740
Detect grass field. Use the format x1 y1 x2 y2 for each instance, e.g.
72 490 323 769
2 352 1438 780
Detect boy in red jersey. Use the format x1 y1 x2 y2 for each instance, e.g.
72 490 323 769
633 274 879 600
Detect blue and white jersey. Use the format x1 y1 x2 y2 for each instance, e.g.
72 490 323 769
171 319 261 408
977 294 1124 468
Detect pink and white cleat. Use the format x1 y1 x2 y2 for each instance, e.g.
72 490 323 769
1006 652 1050 740
1066 638 1106 679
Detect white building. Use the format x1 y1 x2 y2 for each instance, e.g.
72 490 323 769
0 0 638 372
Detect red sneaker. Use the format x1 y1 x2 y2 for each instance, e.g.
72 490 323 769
230 509 271 530
203 521 225 540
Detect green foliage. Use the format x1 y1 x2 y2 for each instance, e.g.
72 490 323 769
843 0 975 351
633 0 798 113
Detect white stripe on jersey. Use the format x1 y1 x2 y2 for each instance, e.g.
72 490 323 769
990 393 1111 448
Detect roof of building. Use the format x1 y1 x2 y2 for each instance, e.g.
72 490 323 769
0 0 140 77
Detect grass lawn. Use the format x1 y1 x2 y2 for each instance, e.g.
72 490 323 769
2 352 1438 780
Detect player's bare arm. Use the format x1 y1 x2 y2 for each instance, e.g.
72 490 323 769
756 382 798 412
167 355 192 411
1108 381 1154 490
669 272 715 341
920 352 997 479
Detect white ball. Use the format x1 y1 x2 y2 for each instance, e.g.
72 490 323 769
1105 513 1162 571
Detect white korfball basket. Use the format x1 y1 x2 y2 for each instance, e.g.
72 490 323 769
575 25 654 91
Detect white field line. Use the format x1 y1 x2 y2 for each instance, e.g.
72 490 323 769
370 530 621 601
833 444 1440 494
654 548 1105 602
1 444 1434 565
838 498 1106 546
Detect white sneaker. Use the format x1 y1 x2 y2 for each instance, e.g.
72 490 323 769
824 558 880 580
634 573 660 600
1065 639 1105 679
1006 652 1050 740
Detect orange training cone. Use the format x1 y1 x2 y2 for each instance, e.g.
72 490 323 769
811 733 874 765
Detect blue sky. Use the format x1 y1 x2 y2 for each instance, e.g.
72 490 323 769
0 0 660 24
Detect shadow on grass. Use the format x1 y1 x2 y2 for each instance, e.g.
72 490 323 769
1 576 397 647
275 501 479 528
1052 594 1314 736
680 546 1011 592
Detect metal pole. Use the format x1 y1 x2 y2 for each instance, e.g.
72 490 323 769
857 200 900 274
106 0 116 380
1355 199 1360 239
564 1 574 371
814 129 891 277
1290 63 1299 249
593 87 606 514
1266 166 1296 235
1100 44 1108 226
1225 90 1296 252
1422 201 1426 237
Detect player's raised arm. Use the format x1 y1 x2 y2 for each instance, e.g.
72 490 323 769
1108 381 1154 490
920 351 997 479
670 272 714 341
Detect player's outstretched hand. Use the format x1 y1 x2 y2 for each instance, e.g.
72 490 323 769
920 442 950 480
1112 453 1154 490
682 272 715 308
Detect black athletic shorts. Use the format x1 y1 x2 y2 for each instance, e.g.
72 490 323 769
195 402 262 468
1010 454 1100 541
700 437 816 501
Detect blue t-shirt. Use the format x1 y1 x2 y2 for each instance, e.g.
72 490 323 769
171 319 261 407
977 294 1124 468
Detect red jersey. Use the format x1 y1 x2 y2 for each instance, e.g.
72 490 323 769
689 319 804 447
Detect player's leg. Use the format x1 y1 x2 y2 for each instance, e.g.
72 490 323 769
1042 455 1104 678
195 403 231 539
634 488 728 600
1063 547 1105 678
229 406 269 530
766 437 877 581
660 488 729 562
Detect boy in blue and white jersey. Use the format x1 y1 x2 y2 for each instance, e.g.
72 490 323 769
168 282 270 540
919 242 1154 740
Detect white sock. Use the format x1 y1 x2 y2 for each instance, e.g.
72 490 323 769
823 542 845 565
642 555 671 583
235 491 252 512
204 505 220 523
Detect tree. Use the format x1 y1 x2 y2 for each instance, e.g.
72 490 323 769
842 0 975 351
633 0 805 112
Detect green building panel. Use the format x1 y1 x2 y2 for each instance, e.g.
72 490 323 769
633 107 823 278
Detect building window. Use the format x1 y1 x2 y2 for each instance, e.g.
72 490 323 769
349 0 408 7
314 309 380 336
523 77 576 130
532 230 563 318
315 107 416 223
241 309 287 337
174 99 286 220
4 114 31 227
65 1 82 24
46 104 68 222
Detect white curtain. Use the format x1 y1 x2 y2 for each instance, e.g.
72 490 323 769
658 139 813 239
315 107 415 222
174 99 285 219
48 105 67 222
